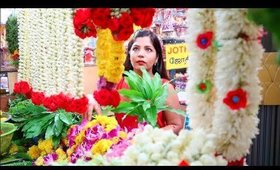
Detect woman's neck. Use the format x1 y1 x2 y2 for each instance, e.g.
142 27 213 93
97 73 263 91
134 69 154 77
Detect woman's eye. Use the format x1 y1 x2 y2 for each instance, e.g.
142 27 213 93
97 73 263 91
132 47 139 51
146 48 152 52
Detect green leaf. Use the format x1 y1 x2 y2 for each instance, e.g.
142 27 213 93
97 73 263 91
142 100 151 112
152 73 162 91
118 89 146 102
112 102 138 113
54 114 63 137
52 136 60 148
45 122 54 139
141 68 154 98
58 110 72 125
146 105 157 127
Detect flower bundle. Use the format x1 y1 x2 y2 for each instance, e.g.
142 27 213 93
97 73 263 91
9 81 85 148
36 115 137 166
185 9 217 131
73 8 156 41
211 9 264 162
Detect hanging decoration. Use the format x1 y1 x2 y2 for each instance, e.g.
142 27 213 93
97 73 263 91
185 9 217 132
211 9 264 162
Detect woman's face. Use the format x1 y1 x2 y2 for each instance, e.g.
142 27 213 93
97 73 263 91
129 36 158 75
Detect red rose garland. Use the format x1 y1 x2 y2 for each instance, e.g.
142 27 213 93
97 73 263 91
196 31 214 49
73 8 155 41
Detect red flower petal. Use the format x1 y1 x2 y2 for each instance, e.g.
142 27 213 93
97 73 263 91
196 31 213 49
178 159 190 166
223 88 247 110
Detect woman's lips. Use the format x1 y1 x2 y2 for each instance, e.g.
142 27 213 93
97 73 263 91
136 61 146 65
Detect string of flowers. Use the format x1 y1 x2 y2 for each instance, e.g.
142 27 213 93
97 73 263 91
16 9 84 97
211 9 264 162
185 9 217 132
64 9 84 97
17 9 31 82
28 9 40 91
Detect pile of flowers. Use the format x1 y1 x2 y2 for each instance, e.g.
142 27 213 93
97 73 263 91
35 115 147 166
106 125 228 166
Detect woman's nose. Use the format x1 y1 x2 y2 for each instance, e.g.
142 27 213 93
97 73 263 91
137 49 145 58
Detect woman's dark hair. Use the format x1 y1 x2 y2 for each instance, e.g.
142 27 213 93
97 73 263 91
124 29 169 80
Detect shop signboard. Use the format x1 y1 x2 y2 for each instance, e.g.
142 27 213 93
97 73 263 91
165 43 188 70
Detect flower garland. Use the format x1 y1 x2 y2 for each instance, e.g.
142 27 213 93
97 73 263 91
72 8 156 115
17 9 31 81
17 9 84 97
185 9 217 131
211 9 264 161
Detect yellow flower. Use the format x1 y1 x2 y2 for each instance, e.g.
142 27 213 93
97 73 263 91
75 130 86 145
38 138 53 154
91 139 113 155
55 148 67 161
34 156 44 166
119 131 127 140
27 145 41 160
9 144 19 154
111 137 119 144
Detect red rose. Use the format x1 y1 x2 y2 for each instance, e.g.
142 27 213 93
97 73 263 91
91 8 111 28
223 88 247 110
196 31 213 49
31 91 45 106
43 95 58 112
94 88 112 106
67 95 88 115
13 81 32 97
108 17 120 33
73 8 97 39
112 12 134 41
130 8 156 28
110 90 121 107
93 88 120 108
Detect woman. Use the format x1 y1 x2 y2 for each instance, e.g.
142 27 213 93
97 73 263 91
86 29 185 134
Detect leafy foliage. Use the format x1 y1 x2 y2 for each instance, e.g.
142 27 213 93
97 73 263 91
247 8 280 64
8 99 81 148
6 14 19 54
113 68 185 127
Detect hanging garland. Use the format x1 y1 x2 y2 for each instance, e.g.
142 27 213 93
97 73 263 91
211 9 264 162
72 8 156 111
17 9 84 97
185 9 217 132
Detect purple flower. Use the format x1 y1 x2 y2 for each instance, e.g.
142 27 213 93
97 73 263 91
43 153 58 165
97 76 116 90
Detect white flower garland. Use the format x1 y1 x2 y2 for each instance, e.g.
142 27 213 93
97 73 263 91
17 9 31 82
17 8 84 97
185 9 217 131
211 9 264 161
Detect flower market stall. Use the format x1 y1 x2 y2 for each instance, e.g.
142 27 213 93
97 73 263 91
0 8 265 166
